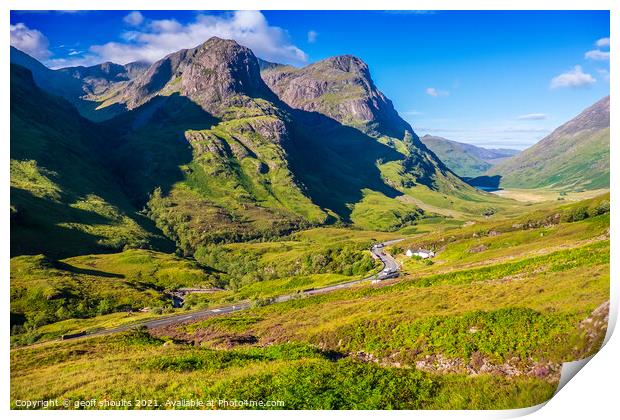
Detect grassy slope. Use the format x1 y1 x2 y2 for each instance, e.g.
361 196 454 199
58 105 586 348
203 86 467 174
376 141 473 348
9 228 399 343
420 136 492 177
11 194 609 409
10 249 217 343
10 330 555 410
103 94 330 254
488 128 609 190
10 64 169 259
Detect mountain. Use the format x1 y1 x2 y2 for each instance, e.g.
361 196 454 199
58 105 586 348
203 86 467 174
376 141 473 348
10 38 490 257
420 135 519 178
10 47 83 102
9 46 147 121
93 38 475 245
258 54 488 218
486 96 610 190
261 55 412 139
10 64 171 258
102 37 278 115
58 60 149 95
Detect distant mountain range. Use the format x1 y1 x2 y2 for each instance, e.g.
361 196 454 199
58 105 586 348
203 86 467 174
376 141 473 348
10 38 484 258
484 96 610 190
420 135 519 178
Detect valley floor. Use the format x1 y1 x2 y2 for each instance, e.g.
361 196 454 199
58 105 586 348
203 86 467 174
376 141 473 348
10 193 610 409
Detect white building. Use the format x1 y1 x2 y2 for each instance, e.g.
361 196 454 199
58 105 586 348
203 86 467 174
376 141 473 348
406 248 435 259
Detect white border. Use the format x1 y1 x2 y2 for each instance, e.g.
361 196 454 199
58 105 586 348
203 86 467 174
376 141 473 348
3 1 617 419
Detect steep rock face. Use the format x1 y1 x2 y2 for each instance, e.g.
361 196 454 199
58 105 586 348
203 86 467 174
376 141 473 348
261 55 411 139
487 96 610 190
121 37 276 115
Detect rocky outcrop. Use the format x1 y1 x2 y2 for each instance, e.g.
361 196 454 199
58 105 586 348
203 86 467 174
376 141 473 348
123 37 276 115
261 55 413 139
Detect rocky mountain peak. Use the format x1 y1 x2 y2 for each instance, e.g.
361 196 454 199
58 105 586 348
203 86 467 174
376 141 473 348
124 37 274 114
318 55 369 74
261 53 412 139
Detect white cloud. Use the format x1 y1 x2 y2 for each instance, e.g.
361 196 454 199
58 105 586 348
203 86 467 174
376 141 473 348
425 87 449 97
59 10 307 68
596 37 610 48
516 113 548 121
10 22 52 61
123 11 144 27
148 19 183 33
550 66 596 89
585 49 610 60
307 30 318 43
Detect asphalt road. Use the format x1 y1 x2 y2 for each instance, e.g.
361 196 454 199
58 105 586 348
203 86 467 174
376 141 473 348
63 238 404 341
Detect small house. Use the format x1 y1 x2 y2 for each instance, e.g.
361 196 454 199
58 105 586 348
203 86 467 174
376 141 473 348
406 248 435 259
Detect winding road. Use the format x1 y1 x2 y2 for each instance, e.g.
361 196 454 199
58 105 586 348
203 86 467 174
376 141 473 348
61 239 404 341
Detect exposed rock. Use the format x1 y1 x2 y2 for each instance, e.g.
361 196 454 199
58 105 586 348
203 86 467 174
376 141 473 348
185 131 231 157
577 300 609 357
262 55 413 139
122 37 276 115
413 354 560 381
469 244 489 253
58 61 148 95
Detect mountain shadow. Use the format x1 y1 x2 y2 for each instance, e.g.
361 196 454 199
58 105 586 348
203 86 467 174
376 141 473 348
10 64 175 258
285 108 405 221
465 175 503 191
99 93 220 206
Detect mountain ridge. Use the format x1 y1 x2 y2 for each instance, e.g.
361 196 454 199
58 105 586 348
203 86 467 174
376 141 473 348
10 63 172 258
486 96 610 190
11 37 496 256
420 134 520 178
261 54 413 139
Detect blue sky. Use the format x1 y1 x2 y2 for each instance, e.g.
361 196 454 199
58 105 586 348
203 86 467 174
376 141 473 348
10 10 610 149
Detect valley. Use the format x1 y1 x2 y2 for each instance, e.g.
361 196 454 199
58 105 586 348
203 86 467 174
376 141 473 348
9 32 610 410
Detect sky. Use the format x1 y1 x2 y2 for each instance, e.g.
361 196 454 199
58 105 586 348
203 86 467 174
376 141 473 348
10 10 610 149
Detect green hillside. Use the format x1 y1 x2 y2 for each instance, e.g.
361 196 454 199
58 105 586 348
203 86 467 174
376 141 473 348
10 249 217 340
420 135 519 178
420 136 491 177
88 38 500 249
11 193 610 409
487 96 610 190
9 36 610 410
10 64 171 258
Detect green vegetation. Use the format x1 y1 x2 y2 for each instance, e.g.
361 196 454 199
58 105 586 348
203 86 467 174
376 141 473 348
488 96 609 190
10 64 169 258
10 328 556 410
194 227 383 286
10 46 609 410
349 189 423 231
10 249 216 344
420 135 493 177
11 193 609 409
